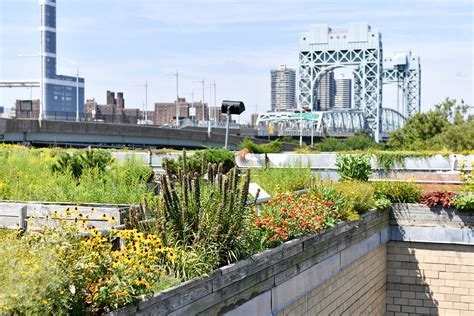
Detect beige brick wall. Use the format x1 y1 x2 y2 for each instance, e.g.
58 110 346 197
277 245 387 316
387 241 474 316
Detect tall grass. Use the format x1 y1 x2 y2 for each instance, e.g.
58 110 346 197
251 167 312 195
0 146 153 204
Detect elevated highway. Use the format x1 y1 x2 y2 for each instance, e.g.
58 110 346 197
0 118 271 149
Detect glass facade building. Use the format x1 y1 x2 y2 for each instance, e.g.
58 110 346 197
41 0 85 120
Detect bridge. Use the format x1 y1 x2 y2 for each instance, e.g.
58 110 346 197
0 118 274 150
256 24 420 141
255 107 406 140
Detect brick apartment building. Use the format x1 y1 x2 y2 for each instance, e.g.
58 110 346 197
85 91 141 124
14 99 40 119
154 98 209 125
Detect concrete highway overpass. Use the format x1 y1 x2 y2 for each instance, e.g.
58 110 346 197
0 118 273 149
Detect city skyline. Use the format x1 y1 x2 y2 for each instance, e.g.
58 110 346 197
0 0 472 122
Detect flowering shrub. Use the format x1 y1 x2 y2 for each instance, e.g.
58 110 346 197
0 215 178 314
254 192 344 246
421 191 457 208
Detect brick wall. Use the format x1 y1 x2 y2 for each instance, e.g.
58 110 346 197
277 245 386 316
387 241 474 316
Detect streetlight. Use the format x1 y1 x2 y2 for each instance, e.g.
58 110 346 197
206 84 213 134
221 101 245 149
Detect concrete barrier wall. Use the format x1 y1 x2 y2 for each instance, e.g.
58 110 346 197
235 153 474 171
111 211 390 316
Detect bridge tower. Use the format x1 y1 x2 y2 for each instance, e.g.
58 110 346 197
383 51 421 117
298 23 383 141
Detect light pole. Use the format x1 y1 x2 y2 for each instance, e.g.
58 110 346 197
213 81 217 121
206 84 212 131
75 66 79 121
136 81 150 124
174 71 181 127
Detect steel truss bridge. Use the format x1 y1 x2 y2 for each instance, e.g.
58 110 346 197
257 24 420 141
255 107 405 139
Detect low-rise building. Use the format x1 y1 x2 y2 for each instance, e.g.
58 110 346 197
154 98 208 125
14 99 40 119
85 91 141 124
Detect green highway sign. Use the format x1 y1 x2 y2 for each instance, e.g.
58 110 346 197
289 113 319 119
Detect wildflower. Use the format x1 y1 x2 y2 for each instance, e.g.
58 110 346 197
167 251 177 261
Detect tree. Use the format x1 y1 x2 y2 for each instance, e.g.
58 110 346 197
388 98 473 151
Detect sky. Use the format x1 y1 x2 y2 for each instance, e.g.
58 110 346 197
0 0 473 123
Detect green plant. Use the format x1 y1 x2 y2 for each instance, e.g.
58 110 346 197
344 132 382 151
151 158 256 277
371 150 433 172
315 137 346 152
281 136 300 145
164 148 235 176
311 181 355 218
0 233 69 314
51 149 113 178
0 147 153 204
373 181 422 203
451 193 474 212
335 154 372 181
374 197 392 211
252 167 312 195
459 160 474 192
240 138 282 154
294 145 320 154
334 180 375 216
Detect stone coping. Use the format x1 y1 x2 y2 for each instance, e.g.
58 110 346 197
390 203 474 245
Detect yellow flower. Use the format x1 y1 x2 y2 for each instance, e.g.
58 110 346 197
167 251 177 261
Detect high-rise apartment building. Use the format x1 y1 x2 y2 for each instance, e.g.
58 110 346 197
40 0 85 120
271 65 296 111
250 113 259 126
334 74 352 109
316 70 335 111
